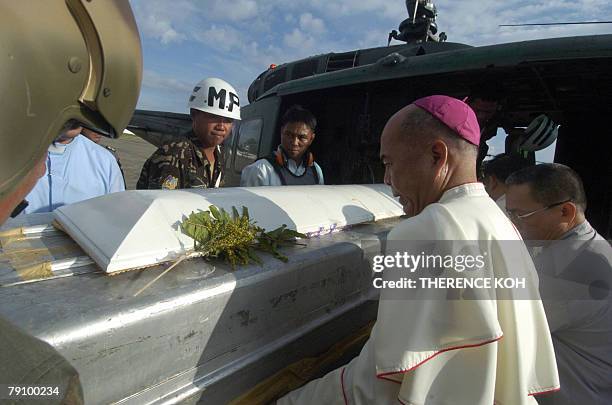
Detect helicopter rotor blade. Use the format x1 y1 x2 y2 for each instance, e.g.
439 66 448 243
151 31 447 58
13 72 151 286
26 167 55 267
500 21 612 27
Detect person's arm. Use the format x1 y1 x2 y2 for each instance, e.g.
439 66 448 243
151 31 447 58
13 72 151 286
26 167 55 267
537 249 611 332
108 159 125 192
240 160 271 187
137 147 184 190
136 157 152 190
314 162 324 185
109 148 126 186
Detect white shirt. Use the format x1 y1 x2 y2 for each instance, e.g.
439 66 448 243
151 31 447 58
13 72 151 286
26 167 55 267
240 158 324 187
279 183 559 405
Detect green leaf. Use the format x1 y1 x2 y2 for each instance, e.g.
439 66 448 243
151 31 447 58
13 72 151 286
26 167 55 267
266 226 284 239
285 230 307 239
274 251 289 262
248 248 263 265
222 207 231 222
209 205 222 220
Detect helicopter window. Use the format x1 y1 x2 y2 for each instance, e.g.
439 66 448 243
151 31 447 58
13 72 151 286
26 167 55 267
263 67 287 93
292 60 319 80
234 118 263 173
326 51 358 72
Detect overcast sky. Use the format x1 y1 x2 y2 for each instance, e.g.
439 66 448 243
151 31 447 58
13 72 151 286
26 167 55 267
129 0 611 160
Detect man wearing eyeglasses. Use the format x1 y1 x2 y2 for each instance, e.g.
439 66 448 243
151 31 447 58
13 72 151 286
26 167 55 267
506 163 612 405
240 105 324 186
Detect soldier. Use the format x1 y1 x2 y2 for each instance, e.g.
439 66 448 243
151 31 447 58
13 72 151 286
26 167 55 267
240 105 324 186
0 1 142 402
137 77 241 190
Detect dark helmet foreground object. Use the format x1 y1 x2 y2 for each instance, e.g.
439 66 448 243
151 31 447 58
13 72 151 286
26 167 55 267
0 1 143 199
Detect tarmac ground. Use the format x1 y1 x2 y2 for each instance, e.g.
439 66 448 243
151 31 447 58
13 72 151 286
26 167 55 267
99 134 157 190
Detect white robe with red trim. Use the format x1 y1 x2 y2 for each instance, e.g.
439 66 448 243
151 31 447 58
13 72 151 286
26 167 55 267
278 183 559 405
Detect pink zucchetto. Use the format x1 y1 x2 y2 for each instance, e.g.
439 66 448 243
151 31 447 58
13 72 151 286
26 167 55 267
413 95 481 146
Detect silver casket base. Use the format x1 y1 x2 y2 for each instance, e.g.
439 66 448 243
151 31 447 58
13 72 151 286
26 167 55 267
0 213 398 404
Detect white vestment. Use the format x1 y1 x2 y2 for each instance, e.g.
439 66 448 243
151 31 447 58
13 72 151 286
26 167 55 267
495 193 507 214
279 183 559 405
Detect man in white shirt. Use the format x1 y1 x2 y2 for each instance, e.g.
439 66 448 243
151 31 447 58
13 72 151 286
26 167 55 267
23 123 125 214
240 105 324 186
279 95 559 405
481 153 532 213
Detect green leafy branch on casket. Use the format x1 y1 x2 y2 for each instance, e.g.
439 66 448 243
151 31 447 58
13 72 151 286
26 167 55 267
255 224 306 262
180 205 306 267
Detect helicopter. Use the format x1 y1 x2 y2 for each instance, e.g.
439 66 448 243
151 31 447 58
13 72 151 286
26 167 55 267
130 0 612 239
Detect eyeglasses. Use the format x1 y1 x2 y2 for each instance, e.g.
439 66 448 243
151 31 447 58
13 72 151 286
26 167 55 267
507 199 571 222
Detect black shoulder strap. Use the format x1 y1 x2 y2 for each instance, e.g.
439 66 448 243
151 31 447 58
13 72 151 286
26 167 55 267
311 163 320 184
260 155 287 185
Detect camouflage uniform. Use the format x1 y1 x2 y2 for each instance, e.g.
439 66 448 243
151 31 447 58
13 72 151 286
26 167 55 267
136 130 224 190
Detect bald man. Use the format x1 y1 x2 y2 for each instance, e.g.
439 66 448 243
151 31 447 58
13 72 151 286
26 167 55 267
278 96 559 405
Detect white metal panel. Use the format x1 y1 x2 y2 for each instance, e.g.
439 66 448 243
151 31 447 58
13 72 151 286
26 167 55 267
54 185 402 273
